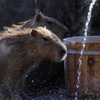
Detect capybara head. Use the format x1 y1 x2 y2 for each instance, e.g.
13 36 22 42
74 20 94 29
0 27 67 66
29 27 67 62
21 12 69 40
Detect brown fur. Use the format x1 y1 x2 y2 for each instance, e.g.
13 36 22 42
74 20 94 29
1 12 69 40
0 27 67 99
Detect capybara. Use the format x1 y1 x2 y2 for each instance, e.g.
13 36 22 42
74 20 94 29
2 12 69 40
0 27 67 100
0 11 69 98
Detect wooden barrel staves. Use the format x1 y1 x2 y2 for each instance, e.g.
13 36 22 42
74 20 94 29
63 36 100 96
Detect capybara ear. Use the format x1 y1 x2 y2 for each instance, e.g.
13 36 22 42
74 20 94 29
36 14 42 21
35 8 42 14
31 29 38 37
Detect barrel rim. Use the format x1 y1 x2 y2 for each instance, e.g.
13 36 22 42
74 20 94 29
63 35 100 43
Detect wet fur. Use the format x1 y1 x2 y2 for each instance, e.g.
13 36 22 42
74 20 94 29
0 27 67 100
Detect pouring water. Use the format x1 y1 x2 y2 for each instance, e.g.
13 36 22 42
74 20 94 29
75 0 97 100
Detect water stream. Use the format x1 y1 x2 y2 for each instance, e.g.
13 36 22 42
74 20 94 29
75 0 97 100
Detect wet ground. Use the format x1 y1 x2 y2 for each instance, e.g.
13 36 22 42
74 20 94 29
26 86 100 100
24 61 100 100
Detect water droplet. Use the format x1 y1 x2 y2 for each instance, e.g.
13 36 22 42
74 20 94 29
8 78 10 80
34 60 36 62
49 90 51 93
1 84 4 86
32 80 34 82
18 68 20 70
43 80 46 83
26 75 28 77
60 95 62 97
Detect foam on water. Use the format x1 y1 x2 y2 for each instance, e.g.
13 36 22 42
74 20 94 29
75 0 97 100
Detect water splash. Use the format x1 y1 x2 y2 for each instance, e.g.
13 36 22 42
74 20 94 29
35 0 37 4
75 0 97 100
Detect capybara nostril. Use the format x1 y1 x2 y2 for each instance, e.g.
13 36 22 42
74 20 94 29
59 47 66 59
60 49 66 56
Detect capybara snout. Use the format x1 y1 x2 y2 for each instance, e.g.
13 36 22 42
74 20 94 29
63 26 70 37
32 27 67 62
59 45 67 61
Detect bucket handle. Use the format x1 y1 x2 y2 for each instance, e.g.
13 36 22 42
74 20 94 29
87 57 94 66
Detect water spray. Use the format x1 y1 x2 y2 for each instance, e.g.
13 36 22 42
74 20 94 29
75 0 97 100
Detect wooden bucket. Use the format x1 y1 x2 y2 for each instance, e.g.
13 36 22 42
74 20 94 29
63 36 100 96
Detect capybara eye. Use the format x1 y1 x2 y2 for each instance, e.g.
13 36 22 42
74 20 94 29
42 37 49 41
47 20 53 25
